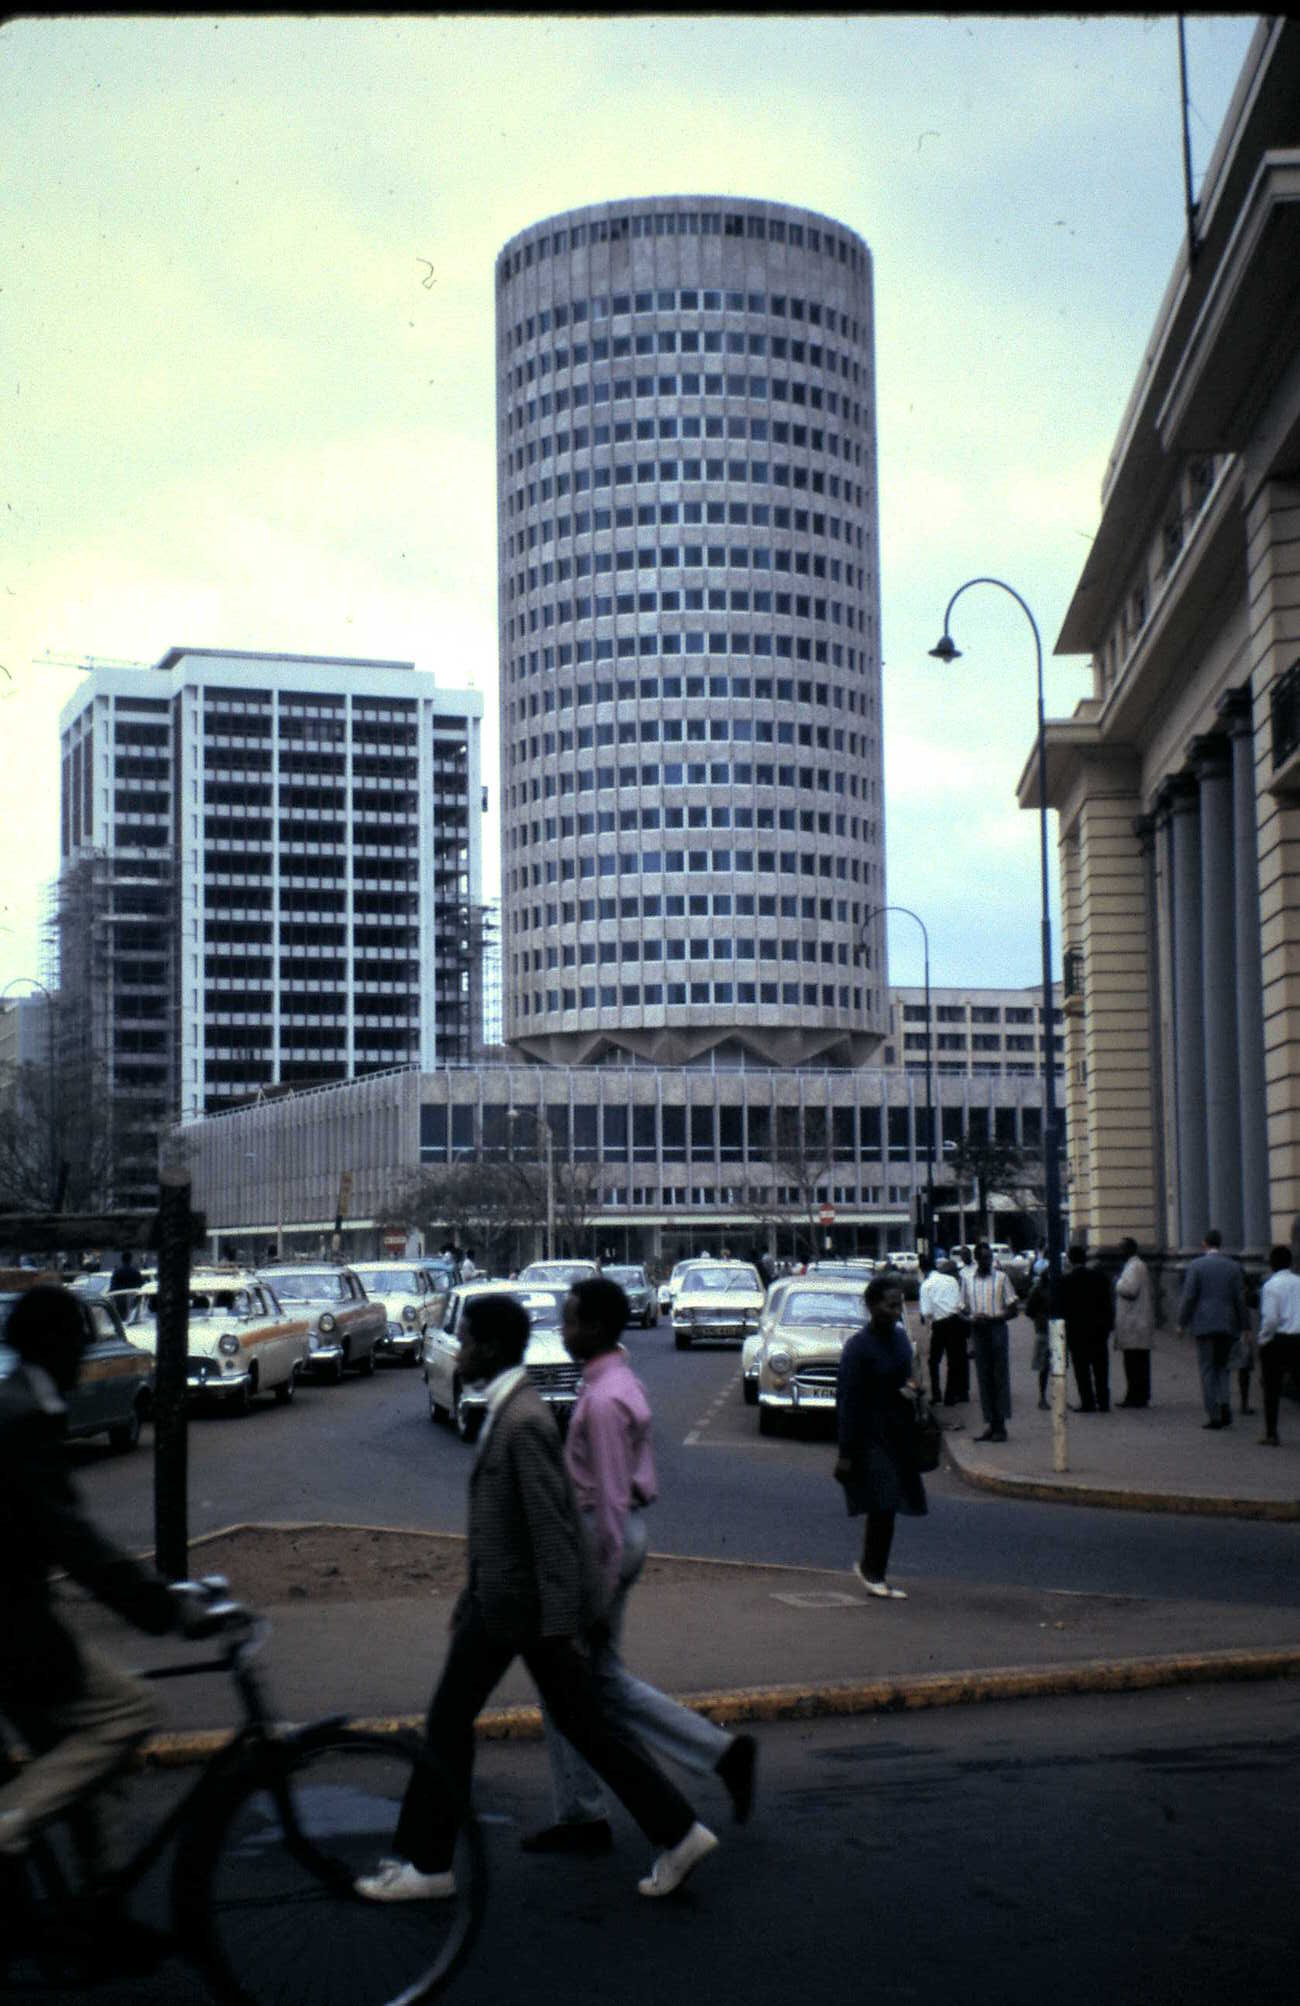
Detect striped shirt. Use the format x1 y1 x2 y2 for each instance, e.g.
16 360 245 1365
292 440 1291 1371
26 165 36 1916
960 1267 1017 1322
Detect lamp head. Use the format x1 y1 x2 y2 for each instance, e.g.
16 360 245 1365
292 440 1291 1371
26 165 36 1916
928 634 961 663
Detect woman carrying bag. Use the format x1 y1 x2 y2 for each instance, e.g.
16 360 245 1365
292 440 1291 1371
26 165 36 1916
834 1273 928 1600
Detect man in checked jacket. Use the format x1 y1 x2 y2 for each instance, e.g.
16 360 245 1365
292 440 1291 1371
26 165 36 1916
356 1291 717 1903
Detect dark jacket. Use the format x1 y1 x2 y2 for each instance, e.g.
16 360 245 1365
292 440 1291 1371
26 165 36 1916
1177 1250 1246 1339
460 1376 604 1646
835 1321 928 1520
1059 1262 1114 1344
0 1362 176 1705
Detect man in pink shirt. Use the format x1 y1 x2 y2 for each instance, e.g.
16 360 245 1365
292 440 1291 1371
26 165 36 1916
523 1275 757 1857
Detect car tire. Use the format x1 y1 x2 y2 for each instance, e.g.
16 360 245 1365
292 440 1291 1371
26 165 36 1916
108 1406 142 1453
742 1377 758 1407
758 1403 785 1437
357 1344 376 1377
674 1330 691 1350
453 1382 482 1444
428 1381 443 1424
404 1347 420 1367
327 1353 345 1386
274 1369 296 1406
230 1372 255 1417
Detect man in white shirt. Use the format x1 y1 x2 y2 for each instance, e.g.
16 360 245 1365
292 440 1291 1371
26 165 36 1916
918 1257 967 1407
960 1240 1018 1443
1257 1244 1300 1446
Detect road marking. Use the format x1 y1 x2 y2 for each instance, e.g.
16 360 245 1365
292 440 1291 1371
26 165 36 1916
771 1590 862 1609
684 1369 745 1445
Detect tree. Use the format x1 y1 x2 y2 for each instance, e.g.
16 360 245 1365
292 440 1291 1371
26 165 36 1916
940 1133 1039 1243
0 1055 136 1214
744 1105 837 1261
386 1158 544 1278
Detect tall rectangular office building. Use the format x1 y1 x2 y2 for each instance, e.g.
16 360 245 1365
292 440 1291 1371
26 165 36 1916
56 648 482 1196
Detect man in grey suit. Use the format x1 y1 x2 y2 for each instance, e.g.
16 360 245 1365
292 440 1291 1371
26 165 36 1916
1177 1228 1247 1430
356 1292 718 1902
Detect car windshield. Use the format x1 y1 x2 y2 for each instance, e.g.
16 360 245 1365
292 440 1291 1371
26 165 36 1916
267 1273 347 1302
809 1263 871 1279
681 1266 758 1293
142 1289 253 1319
604 1267 647 1286
505 1289 563 1329
781 1289 866 1327
519 1263 594 1284
355 1268 421 1294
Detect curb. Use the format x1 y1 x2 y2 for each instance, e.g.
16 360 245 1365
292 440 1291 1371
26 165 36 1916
138 1643 1300 1768
943 1445 1300 1521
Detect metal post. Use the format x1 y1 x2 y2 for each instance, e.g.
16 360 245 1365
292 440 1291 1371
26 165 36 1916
544 1115 555 1260
861 905 936 1255
152 1167 193 1580
932 578 1067 1466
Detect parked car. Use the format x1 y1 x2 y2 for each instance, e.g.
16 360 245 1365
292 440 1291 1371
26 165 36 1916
658 1255 723 1318
126 1268 309 1414
672 1261 765 1351
347 1261 444 1365
256 1265 384 1382
422 1281 581 1442
0 1271 154 1451
516 1259 601 1289
600 1263 658 1328
755 1277 878 1436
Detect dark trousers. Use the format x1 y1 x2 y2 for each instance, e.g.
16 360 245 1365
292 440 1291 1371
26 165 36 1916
1069 1334 1110 1411
394 1597 695 1871
862 1512 895 1582
971 1320 1011 1428
1261 1335 1300 1439
929 1316 969 1404
1120 1349 1151 1406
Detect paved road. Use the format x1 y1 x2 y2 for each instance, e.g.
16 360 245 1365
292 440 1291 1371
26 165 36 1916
72 1325 1300 1607
25 1680 1300 2005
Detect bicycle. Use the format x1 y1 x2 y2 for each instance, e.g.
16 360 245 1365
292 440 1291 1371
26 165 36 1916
2 1581 487 2005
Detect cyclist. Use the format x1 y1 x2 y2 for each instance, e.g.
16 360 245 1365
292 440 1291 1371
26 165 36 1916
0 1284 183 1917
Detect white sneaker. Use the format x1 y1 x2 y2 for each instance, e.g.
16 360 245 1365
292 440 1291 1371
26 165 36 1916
638 1821 719 1898
853 1564 906 1600
353 1856 457 1902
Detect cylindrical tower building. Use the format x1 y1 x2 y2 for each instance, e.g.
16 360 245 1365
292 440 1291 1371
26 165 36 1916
496 196 888 1066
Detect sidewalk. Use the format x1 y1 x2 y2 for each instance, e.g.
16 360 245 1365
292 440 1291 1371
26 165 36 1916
941 1314 1300 1520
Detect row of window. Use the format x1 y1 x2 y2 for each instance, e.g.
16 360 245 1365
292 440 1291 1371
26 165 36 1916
500 207 863 282
515 890 861 929
423 1100 1037 1160
512 672 857 714
509 713 868 756
506 283 862 342
508 846 875 892
504 377 858 443
517 937 854 972
504 500 864 562
509 630 865 677
507 592 866 645
508 761 865 803
517 980 860 1014
505 341 862 406
513 807 874 850
510 543 864 605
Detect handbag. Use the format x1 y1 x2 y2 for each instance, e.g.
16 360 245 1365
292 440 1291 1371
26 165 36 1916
904 1384 942 1473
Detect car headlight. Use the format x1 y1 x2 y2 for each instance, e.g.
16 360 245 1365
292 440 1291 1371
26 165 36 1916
766 1346 793 1379
743 1314 760 1330
402 1305 419 1323
218 1334 241 1358
318 1312 336 1333
388 1320 404 1338
676 1307 694 1324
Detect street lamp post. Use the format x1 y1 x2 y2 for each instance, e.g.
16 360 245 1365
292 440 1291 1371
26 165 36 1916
930 578 1068 1470
2 977 59 1211
510 1106 555 1263
862 905 935 1259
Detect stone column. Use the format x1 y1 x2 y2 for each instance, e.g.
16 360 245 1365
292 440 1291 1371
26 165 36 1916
1134 815 1168 1250
1219 686 1270 1252
1168 773 1208 1246
1191 733 1242 1247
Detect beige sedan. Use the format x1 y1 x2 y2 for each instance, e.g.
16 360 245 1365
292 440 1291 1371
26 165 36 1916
755 1277 874 1436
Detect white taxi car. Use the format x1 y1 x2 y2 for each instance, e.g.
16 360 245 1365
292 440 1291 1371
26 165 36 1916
516 1259 600 1289
257 1265 384 1382
672 1261 765 1352
348 1260 444 1365
127 1268 310 1414
754 1276 873 1436
422 1281 581 1442
0 1271 154 1451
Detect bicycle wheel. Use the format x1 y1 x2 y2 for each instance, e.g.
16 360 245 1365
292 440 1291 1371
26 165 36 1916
175 1727 486 2006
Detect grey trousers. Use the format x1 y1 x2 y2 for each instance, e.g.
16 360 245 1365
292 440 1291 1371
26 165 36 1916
0 1640 161 1875
544 1509 731 1823
1196 1333 1233 1418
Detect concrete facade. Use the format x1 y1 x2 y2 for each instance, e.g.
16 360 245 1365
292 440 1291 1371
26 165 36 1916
883 984 1065 1079
1026 18 1300 1256
495 196 887 1068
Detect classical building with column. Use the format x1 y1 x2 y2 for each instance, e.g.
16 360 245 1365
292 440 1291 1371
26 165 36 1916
1026 16 1300 1257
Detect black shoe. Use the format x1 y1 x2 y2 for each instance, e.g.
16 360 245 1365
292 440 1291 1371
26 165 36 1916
716 1732 758 1824
1220 1406 1233 1427
1202 1418 1223 1430
520 1819 614 1855
1070 1404 1096 1414
976 1426 1007 1443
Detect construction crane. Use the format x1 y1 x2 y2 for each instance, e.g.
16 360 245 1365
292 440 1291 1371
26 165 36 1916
35 651 153 674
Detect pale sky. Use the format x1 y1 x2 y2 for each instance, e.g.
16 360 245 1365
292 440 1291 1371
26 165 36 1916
0 12 1260 1002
